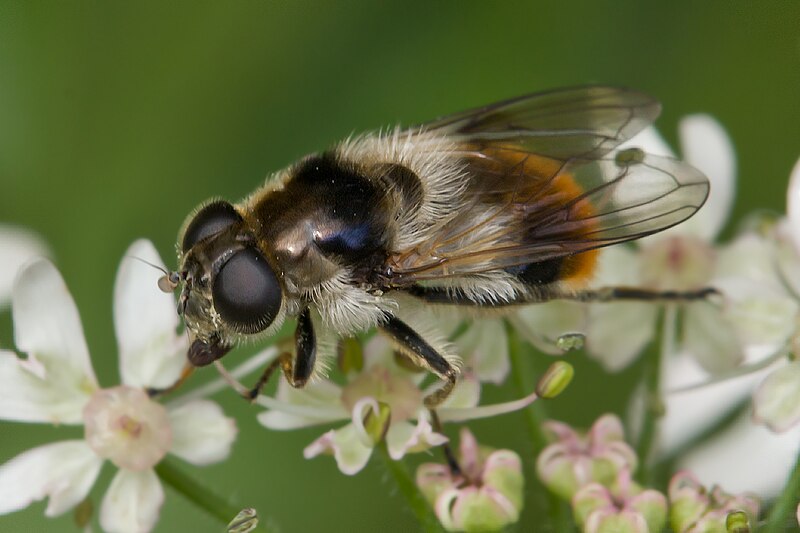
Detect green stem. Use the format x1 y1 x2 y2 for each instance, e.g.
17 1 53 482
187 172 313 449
764 450 800 533
377 443 444 533
505 320 573 531
155 458 274 533
636 304 675 484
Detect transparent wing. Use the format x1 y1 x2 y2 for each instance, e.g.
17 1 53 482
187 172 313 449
385 87 709 284
421 85 660 160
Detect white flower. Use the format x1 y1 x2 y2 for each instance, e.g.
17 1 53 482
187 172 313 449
258 336 475 475
257 335 542 475
660 159 800 497
586 115 750 373
0 240 237 533
751 158 800 432
0 224 49 307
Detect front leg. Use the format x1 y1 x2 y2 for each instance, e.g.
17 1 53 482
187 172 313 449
245 307 317 400
379 314 459 408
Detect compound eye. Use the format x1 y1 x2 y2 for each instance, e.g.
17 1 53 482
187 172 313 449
212 248 282 334
182 201 242 252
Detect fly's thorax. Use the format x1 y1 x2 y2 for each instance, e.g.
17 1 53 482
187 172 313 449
248 152 400 290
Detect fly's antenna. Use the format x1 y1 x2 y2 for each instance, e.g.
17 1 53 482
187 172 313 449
125 255 181 293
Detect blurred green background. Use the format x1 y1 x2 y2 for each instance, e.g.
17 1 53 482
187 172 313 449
1 2 798 531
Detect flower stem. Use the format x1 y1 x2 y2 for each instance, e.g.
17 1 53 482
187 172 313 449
505 320 573 531
377 443 444 533
636 304 675 484
155 458 275 533
764 449 800 532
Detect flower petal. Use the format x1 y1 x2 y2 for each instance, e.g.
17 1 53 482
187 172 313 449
100 468 164 533
682 301 743 374
303 424 373 476
439 372 480 410
514 300 587 355
455 319 509 384
386 416 448 460
786 158 800 255
0 440 102 517
6 261 98 423
620 126 675 158
658 353 768 456
168 400 238 465
673 115 736 241
714 276 798 353
0 226 49 307
678 411 800 498
12 260 96 382
0 349 90 424
257 378 345 430
115 240 186 389
753 361 800 432
586 301 658 372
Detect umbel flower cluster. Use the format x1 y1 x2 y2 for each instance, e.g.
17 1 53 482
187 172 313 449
0 117 799 532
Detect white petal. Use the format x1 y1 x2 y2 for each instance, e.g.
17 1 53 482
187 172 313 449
586 302 658 372
257 378 344 430
620 126 676 158
774 218 800 297
679 411 800 498
386 417 448 460
715 276 798 352
753 362 800 432
168 400 237 465
658 353 768 456
115 240 186 389
303 425 373 476
0 226 49 307
100 468 164 533
682 302 744 374
715 232 779 285
0 440 102 517
786 158 800 254
674 115 736 241
0 349 93 424
455 320 509 384
439 372 480 409
593 245 641 285
514 300 586 355
9 260 98 422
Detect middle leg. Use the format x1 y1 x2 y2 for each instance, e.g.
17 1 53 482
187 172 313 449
379 313 459 408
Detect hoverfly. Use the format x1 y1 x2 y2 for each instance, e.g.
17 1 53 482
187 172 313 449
161 86 709 406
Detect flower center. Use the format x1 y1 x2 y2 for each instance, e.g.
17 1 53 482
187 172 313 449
638 235 715 291
83 385 173 471
340 365 423 423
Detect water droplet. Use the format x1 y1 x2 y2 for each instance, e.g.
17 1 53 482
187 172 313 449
556 333 585 352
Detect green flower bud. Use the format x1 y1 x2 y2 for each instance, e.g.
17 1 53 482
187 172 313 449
536 361 574 399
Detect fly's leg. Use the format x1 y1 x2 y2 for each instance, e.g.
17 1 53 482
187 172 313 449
572 286 719 302
244 307 316 401
146 363 196 398
407 283 718 306
379 313 458 408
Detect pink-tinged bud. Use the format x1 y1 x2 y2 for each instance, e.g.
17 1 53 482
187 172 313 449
536 361 574 399
668 471 760 533
416 429 524 532
537 414 638 500
725 510 751 533
572 476 666 533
